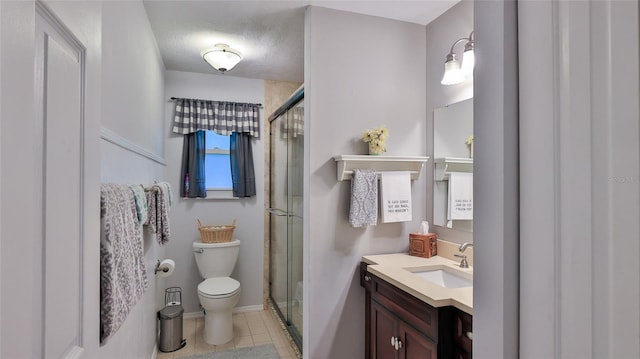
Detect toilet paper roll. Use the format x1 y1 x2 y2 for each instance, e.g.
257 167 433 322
158 259 175 278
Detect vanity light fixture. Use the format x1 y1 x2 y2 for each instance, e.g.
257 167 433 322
441 31 474 85
201 43 243 73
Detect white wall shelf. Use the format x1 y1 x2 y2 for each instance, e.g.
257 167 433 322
434 157 473 181
333 155 430 181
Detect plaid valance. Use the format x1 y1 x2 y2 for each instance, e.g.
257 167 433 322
281 106 304 139
172 98 261 138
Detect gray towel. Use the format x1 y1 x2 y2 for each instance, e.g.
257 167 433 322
146 182 171 245
100 183 148 345
349 169 378 227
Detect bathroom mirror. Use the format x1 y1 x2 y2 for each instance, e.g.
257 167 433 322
433 98 473 232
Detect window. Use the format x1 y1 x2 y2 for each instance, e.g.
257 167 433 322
204 131 232 190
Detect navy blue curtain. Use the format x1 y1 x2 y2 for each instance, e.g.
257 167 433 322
230 132 256 197
180 131 207 198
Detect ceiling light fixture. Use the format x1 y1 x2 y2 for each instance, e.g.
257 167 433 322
201 43 243 73
441 31 474 85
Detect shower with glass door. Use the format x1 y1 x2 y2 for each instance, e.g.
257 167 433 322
268 86 304 349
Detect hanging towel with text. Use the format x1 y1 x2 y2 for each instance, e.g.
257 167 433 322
380 171 412 223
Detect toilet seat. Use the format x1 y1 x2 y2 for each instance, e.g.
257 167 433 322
198 277 240 299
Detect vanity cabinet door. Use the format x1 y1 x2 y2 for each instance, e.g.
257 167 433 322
453 309 473 357
371 300 399 359
371 300 437 359
455 348 472 359
399 321 437 359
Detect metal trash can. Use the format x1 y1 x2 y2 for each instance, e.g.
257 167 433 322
158 287 186 352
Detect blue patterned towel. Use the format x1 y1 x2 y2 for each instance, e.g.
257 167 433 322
128 184 147 225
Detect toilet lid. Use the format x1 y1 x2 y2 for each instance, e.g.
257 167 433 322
198 277 240 298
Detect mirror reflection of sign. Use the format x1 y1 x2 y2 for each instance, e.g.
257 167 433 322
454 199 472 212
388 199 410 213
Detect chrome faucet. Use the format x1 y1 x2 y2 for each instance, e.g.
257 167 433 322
455 242 473 268
459 242 473 252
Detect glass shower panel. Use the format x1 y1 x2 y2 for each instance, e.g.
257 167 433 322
269 91 304 350
287 100 304 341
269 112 288 325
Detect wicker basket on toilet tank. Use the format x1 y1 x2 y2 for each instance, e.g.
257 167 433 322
197 219 236 243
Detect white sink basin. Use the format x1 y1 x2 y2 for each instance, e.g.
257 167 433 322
412 268 473 288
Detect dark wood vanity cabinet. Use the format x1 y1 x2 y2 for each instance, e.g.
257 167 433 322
372 300 437 359
452 309 473 358
360 262 472 359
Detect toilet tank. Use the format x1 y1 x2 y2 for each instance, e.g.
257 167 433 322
193 240 240 278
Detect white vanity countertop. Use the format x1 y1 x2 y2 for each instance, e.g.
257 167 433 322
362 253 473 315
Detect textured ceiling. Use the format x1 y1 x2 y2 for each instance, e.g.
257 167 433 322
143 1 458 83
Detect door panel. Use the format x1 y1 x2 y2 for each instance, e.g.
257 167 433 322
36 6 85 358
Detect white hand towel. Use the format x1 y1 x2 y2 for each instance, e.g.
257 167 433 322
380 171 412 223
349 169 378 227
448 172 473 220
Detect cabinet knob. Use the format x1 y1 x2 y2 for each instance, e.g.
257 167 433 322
396 339 402 350
390 336 403 350
364 275 371 282
466 331 473 340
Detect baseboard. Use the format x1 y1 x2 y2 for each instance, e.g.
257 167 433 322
233 304 264 313
183 304 264 319
184 311 204 319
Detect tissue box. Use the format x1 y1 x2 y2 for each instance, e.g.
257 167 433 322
409 233 437 258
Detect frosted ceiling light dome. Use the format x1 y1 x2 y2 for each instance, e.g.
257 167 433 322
201 44 243 73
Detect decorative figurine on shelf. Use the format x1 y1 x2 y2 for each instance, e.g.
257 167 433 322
362 126 389 155
466 135 474 158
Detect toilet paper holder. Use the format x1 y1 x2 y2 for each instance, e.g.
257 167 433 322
155 260 166 274
155 259 173 275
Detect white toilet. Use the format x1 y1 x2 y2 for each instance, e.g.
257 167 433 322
193 240 241 345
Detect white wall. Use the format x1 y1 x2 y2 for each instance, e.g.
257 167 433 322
93 1 167 358
473 0 519 358
102 1 165 156
425 0 473 244
304 7 427 358
163 70 265 314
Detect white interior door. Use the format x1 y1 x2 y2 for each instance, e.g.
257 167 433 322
519 1 640 358
35 5 85 358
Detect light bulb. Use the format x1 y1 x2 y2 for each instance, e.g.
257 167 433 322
441 58 465 85
461 48 475 78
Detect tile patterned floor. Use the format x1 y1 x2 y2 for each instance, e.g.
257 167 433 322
156 310 300 359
